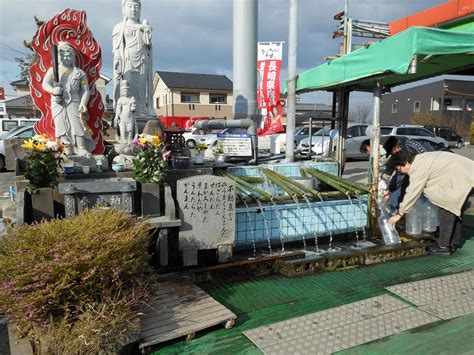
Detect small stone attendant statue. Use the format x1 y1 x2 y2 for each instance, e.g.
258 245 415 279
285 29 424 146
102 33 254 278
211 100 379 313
114 81 137 143
42 42 94 156
113 0 155 119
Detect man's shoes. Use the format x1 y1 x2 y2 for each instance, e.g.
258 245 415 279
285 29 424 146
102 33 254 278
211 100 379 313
427 244 452 256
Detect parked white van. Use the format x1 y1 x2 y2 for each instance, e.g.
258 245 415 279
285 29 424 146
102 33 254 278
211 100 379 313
0 117 39 137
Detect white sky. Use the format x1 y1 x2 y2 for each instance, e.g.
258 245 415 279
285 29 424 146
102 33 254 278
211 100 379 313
2 0 469 114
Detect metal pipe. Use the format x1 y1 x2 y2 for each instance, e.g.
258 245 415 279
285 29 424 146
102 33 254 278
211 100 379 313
285 0 297 162
307 117 313 159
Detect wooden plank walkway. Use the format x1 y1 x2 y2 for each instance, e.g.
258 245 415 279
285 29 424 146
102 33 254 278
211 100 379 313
139 280 237 350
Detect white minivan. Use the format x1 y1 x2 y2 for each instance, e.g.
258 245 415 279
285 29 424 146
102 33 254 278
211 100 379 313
0 117 39 137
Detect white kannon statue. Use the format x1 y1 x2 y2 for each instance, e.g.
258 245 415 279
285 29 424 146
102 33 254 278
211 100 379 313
42 41 94 156
113 0 155 119
114 81 137 143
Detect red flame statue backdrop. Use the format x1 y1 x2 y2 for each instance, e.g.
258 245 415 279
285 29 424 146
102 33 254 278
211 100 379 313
29 8 105 155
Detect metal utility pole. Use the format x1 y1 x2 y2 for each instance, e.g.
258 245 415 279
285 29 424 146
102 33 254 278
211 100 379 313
285 0 297 162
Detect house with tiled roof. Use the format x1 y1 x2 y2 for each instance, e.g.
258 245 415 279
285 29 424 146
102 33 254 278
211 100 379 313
153 71 233 118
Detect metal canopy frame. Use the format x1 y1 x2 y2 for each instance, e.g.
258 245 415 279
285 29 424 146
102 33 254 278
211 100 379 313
293 25 474 217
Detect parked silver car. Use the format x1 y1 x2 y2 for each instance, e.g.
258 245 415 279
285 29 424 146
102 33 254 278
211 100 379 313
383 125 448 148
297 124 369 160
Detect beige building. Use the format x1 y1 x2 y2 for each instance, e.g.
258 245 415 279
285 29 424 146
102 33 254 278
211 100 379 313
153 71 233 118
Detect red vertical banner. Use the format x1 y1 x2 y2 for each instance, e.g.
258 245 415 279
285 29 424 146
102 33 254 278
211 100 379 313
257 42 284 136
0 87 5 100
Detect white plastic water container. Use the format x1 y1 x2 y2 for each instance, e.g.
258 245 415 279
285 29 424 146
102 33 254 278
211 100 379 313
406 199 422 236
422 199 439 233
377 200 401 245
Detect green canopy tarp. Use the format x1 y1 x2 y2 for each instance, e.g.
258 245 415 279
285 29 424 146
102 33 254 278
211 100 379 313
296 26 474 93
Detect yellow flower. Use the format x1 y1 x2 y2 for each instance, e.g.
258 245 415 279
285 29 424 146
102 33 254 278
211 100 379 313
34 142 46 152
21 138 35 151
138 137 148 145
150 136 161 147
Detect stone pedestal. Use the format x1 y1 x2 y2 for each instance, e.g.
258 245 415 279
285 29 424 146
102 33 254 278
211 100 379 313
58 178 136 218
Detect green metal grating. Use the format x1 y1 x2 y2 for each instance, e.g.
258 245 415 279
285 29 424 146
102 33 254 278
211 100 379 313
153 218 474 354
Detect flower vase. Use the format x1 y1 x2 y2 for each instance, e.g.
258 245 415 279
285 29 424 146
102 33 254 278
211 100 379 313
194 153 204 164
141 182 162 217
30 187 55 222
215 154 226 165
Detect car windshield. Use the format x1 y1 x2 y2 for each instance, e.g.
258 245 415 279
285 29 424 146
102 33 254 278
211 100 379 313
311 126 331 136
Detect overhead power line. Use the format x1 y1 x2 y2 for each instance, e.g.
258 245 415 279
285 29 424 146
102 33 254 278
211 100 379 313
0 42 30 56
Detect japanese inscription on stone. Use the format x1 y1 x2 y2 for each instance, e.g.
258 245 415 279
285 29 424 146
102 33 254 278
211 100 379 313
177 176 236 249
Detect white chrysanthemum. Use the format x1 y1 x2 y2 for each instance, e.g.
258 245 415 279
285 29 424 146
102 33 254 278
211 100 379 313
46 140 59 151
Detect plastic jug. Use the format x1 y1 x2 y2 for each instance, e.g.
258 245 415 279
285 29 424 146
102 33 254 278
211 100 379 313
405 199 422 236
377 200 401 245
422 199 438 233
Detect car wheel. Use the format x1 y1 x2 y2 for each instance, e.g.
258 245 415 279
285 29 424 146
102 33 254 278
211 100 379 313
456 141 463 149
186 139 196 149
0 155 5 172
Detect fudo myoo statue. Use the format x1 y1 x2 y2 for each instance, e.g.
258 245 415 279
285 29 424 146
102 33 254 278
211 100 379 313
113 0 155 119
30 9 105 156
42 42 94 156
114 81 137 143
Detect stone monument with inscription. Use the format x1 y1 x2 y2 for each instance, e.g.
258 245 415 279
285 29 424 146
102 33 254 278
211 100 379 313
177 176 236 266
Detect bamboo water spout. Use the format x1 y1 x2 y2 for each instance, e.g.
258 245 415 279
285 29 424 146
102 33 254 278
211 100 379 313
262 168 321 199
261 168 302 198
303 168 353 195
303 167 370 194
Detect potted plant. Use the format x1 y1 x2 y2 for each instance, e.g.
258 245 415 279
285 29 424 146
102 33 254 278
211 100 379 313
194 142 208 164
132 134 168 217
213 142 226 164
21 135 64 221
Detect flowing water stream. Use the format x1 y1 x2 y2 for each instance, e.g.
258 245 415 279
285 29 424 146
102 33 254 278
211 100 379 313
256 200 273 255
316 195 341 253
345 193 362 249
263 175 286 252
355 192 368 241
303 195 323 255
292 195 308 249
241 199 257 258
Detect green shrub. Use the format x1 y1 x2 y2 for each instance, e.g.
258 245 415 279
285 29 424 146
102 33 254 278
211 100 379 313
0 209 154 353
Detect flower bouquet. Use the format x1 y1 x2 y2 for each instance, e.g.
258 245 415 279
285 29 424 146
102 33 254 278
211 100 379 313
21 135 64 193
132 134 168 183
213 142 226 164
194 142 208 164
195 142 208 153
